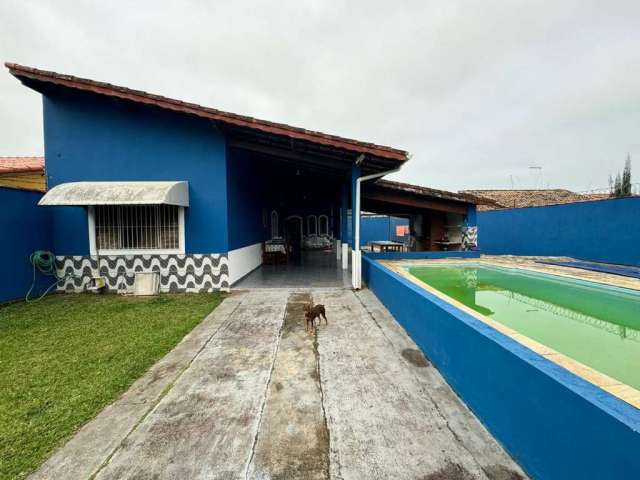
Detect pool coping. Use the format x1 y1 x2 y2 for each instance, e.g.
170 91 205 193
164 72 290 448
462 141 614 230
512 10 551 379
380 258 640 410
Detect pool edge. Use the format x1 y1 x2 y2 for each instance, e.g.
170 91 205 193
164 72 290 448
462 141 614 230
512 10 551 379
387 259 640 409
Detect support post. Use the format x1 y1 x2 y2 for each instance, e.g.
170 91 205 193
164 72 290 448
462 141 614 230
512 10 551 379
342 243 349 269
340 182 349 270
351 162 361 288
351 161 402 289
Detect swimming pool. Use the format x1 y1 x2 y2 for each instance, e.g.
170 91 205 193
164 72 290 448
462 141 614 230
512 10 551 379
409 263 640 391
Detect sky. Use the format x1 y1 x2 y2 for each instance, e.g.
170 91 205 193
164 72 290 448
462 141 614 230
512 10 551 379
1 0 638 192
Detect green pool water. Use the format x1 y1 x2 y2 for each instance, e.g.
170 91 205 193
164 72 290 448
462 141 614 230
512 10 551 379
409 264 640 390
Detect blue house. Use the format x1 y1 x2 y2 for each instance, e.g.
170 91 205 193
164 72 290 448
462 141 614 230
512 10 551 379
6 63 478 291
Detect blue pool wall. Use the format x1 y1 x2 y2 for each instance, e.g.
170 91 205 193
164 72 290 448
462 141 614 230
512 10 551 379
362 257 640 480
478 197 640 266
0 188 53 303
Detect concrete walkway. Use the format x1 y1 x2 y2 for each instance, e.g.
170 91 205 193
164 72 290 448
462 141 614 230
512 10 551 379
31 288 526 480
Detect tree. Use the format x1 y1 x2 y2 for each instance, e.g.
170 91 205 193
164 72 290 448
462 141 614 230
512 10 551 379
610 155 632 198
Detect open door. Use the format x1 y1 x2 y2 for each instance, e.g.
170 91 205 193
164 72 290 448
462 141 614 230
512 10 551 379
284 215 303 257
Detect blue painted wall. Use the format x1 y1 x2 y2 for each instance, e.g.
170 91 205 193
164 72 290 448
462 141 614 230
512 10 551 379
363 257 640 480
226 149 269 250
0 188 53 302
465 204 477 226
478 197 640 266
42 87 229 255
360 215 409 246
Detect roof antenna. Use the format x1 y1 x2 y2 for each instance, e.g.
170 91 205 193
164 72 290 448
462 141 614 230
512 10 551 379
528 166 543 188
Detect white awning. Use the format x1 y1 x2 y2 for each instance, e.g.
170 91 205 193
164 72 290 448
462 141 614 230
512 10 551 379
38 181 189 206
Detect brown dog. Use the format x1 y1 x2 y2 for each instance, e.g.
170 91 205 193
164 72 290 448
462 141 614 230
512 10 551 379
303 303 328 332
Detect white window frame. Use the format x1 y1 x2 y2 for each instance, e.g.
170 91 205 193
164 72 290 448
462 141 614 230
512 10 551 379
88 205 185 256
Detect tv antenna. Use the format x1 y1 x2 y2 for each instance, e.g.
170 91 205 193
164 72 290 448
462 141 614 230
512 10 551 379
528 166 543 188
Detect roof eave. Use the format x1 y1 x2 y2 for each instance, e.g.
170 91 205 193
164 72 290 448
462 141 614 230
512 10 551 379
6 62 409 165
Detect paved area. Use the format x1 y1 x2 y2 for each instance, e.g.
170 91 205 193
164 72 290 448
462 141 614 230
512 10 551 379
235 251 350 288
31 288 526 480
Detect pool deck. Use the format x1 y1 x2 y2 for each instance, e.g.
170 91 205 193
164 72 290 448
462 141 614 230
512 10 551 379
381 255 640 409
30 288 525 479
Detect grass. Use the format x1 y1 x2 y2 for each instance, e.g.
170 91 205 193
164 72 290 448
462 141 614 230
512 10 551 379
0 292 224 480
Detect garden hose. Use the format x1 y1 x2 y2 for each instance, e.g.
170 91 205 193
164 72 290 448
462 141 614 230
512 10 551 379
25 251 67 302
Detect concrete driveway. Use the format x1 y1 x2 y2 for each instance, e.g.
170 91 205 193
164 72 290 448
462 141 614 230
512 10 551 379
31 288 526 480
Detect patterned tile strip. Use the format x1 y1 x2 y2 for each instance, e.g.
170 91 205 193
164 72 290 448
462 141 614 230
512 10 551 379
55 254 229 292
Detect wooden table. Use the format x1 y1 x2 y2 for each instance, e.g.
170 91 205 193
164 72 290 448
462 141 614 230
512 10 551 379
370 241 405 253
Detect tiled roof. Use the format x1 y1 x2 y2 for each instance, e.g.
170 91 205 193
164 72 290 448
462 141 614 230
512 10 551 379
0 156 44 174
462 189 611 211
6 63 409 163
374 180 495 206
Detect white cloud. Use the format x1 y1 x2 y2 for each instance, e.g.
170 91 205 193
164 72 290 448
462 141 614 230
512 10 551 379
1 0 638 191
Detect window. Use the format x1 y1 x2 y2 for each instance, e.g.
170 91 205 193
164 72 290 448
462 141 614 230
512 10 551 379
271 210 279 239
318 215 329 236
91 204 184 254
307 215 317 235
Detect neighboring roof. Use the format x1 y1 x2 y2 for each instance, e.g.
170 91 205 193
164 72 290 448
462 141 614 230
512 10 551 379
0 156 44 174
462 189 611 211
6 63 409 165
374 180 492 206
39 181 189 206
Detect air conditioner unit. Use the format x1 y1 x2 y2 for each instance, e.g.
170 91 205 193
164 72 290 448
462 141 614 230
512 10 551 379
133 272 160 296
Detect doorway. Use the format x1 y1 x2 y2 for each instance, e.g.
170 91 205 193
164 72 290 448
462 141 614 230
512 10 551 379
284 215 303 257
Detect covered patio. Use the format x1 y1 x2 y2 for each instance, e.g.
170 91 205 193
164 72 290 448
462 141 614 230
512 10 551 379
361 179 482 252
234 250 351 288
225 128 484 289
224 123 408 288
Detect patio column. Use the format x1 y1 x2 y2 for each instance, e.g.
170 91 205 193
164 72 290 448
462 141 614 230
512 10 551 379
462 204 478 251
351 162 361 288
340 182 349 269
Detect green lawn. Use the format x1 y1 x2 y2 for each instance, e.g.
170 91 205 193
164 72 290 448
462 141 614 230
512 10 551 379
0 292 224 480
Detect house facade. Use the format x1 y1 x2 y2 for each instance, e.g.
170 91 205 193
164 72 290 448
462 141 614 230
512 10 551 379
7 63 477 291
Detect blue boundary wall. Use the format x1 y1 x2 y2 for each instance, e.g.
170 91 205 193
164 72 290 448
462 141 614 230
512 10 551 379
478 197 640 266
362 256 640 480
360 215 409 246
0 188 53 303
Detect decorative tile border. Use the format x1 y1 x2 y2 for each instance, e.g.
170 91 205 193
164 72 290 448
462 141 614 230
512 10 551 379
55 253 229 293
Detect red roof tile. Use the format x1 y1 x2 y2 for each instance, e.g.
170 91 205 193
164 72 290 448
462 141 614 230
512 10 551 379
0 156 44 174
6 63 409 163
374 179 495 206
462 189 613 210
